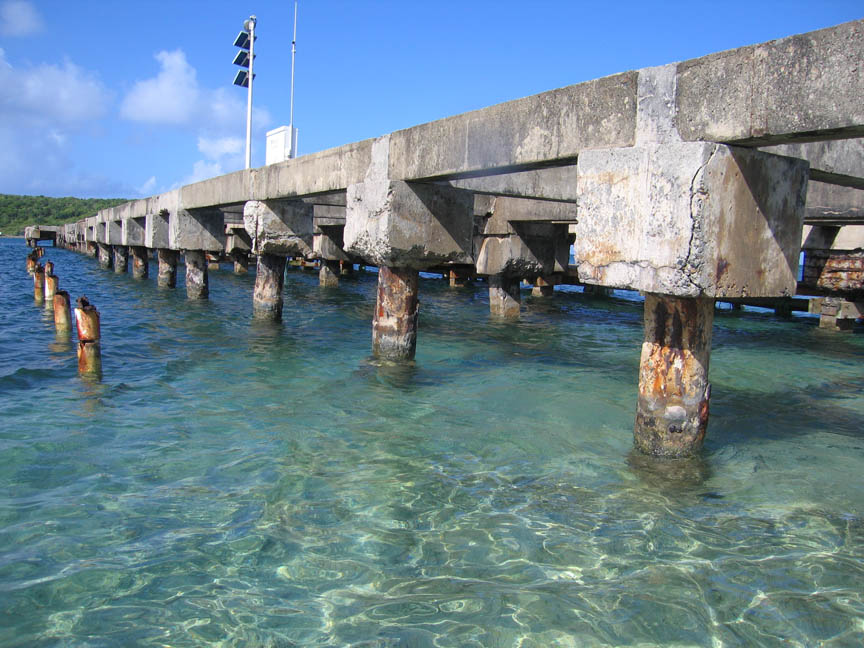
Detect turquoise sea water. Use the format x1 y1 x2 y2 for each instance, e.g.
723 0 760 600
1 237 863 647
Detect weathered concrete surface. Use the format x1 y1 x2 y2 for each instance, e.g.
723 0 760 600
677 20 864 145
253 140 372 201
184 250 209 299
372 267 419 360
811 297 864 331
763 139 864 190
113 246 128 273
106 219 123 246
253 253 288 319
244 200 314 258
635 295 714 458
345 137 474 269
801 225 864 297
123 216 147 247
802 182 864 225
157 249 178 288
575 142 809 297
389 72 638 180
488 275 521 318
170 209 225 252
131 246 149 279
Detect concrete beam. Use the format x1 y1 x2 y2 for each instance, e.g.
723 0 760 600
243 199 314 257
436 166 579 202
574 142 809 297
170 208 226 252
677 20 864 145
763 139 864 190
389 72 637 181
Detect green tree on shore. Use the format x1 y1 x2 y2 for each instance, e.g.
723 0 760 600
0 194 127 236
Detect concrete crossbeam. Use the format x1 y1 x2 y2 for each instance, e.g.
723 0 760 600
344 136 474 269
170 208 225 252
243 199 314 257
574 142 809 297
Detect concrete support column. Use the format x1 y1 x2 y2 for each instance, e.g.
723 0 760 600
532 276 555 297
232 252 249 274
157 249 178 288
584 284 614 297
131 246 149 279
635 294 714 458
340 261 355 276
489 275 521 318
113 246 128 273
184 250 209 300
817 297 862 332
207 254 220 272
97 243 113 270
449 269 471 288
319 260 340 287
253 253 288 319
372 266 419 360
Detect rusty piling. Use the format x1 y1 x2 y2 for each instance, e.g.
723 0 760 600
74 296 102 376
157 249 178 288
97 243 113 270
53 290 72 332
253 253 287 319
184 250 209 299
372 266 419 360
113 245 128 273
634 294 714 458
131 246 149 279
33 265 45 302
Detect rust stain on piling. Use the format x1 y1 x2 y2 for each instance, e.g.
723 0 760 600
372 266 419 360
635 294 713 458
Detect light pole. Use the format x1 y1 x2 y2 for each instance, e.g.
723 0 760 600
233 15 257 169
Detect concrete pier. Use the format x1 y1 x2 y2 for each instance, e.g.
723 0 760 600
22 18 864 457
489 275 521 318
97 244 113 270
113 246 128 274
252 253 287 319
635 295 714 458
184 251 209 299
157 249 178 288
372 267 419 360
131 246 149 279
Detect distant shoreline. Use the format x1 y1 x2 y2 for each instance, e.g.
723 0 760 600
0 235 25 239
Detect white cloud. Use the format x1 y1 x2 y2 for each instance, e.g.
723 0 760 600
136 176 157 196
197 135 243 160
0 49 110 125
0 48 127 197
121 49 271 132
120 49 199 124
175 160 224 188
0 1 43 37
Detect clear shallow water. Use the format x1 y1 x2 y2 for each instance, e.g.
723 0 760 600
1 238 863 647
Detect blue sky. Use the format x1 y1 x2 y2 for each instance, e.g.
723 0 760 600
0 0 861 199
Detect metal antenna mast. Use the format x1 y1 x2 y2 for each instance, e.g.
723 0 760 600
289 1 297 130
